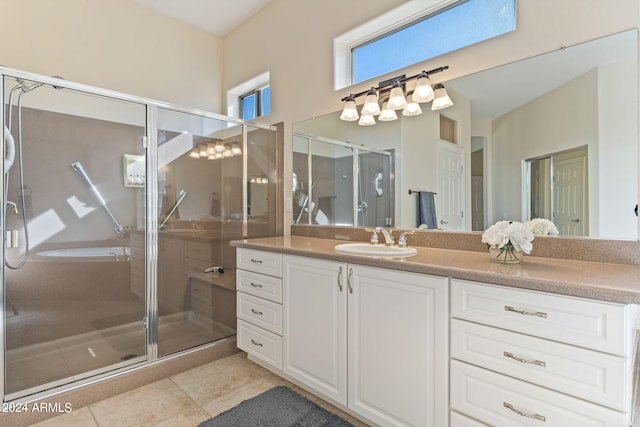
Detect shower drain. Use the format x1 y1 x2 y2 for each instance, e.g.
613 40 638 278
120 354 138 361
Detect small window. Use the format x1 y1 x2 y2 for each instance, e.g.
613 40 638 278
226 71 270 120
346 0 515 85
240 85 270 120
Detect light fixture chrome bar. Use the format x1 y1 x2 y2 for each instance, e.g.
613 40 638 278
340 65 449 102
71 161 125 233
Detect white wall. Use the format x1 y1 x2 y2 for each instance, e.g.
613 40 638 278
1 0 223 111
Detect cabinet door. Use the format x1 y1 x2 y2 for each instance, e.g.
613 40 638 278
283 255 347 405
348 265 449 427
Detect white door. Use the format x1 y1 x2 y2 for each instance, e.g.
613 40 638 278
282 255 347 404
553 156 586 236
348 265 449 427
437 142 464 230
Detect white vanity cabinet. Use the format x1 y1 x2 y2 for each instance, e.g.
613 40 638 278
283 254 449 427
236 248 283 369
449 279 636 427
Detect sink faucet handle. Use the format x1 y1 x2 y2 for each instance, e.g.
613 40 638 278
364 228 379 244
397 230 415 248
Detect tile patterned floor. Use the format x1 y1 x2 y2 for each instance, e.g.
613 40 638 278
31 352 369 427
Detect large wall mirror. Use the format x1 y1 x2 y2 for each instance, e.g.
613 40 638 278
292 29 639 240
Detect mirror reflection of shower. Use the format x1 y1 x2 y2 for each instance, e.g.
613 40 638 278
292 132 394 227
4 77 65 269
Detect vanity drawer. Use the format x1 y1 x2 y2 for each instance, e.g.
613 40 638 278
237 248 282 277
237 292 282 335
450 280 633 356
237 270 282 303
450 411 489 427
451 319 631 411
185 241 212 262
237 319 282 370
450 360 629 427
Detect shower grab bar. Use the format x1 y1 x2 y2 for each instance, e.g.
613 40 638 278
71 161 125 233
159 189 187 230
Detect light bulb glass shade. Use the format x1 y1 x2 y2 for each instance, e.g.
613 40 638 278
431 86 454 110
232 143 242 154
214 152 224 159
361 91 380 115
215 141 225 152
412 76 434 103
387 86 407 110
198 144 208 157
358 114 376 126
378 102 398 121
189 149 200 158
223 145 233 157
402 102 423 116
207 155 216 160
340 99 359 121
207 143 216 155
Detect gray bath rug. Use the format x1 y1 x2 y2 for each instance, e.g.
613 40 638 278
197 386 354 427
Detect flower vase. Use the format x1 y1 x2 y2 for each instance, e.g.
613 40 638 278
489 245 524 264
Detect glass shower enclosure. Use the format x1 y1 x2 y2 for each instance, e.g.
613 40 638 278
1 68 279 401
293 133 394 227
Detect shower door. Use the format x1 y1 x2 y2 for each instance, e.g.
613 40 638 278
2 75 148 398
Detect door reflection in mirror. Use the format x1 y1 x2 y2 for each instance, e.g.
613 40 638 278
525 147 588 236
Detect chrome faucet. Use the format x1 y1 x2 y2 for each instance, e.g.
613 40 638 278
375 227 395 246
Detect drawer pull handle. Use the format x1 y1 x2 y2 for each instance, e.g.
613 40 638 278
251 308 263 316
250 282 263 288
504 351 546 367
503 402 546 422
347 268 353 294
250 258 263 264
505 306 547 318
337 267 343 292
250 339 263 347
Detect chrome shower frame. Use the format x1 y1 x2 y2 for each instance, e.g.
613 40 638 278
0 66 277 403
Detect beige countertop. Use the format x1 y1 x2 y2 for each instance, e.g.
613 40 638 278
231 236 640 305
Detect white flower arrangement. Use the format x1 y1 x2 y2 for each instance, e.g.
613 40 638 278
481 220 535 254
524 218 559 236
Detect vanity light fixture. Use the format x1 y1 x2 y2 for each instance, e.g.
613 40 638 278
358 114 376 126
339 65 451 126
412 71 435 103
339 95 359 121
378 102 398 121
387 81 407 110
361 88 381 116
431 83 454 110
231 142 242 155
402 101 422 116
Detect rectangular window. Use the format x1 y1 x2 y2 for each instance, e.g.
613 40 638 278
351 0 515 84
240 85 270 120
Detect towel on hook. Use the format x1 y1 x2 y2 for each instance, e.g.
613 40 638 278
416 191 437 229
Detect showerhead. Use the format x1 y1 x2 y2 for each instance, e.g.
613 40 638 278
50 76 65 90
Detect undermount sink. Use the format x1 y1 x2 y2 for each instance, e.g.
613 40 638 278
334 242 417 258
